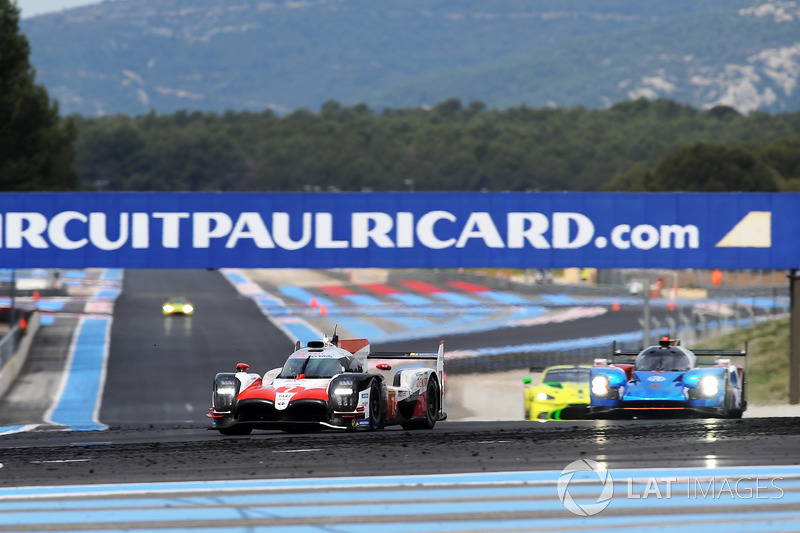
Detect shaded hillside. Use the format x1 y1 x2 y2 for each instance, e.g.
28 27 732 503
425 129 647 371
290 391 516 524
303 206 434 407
21 0 798 117
363 4 800 114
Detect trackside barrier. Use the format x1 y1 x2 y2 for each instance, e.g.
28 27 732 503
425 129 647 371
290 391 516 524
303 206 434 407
446 309 783 375
0 311 40 398
447 345 640 374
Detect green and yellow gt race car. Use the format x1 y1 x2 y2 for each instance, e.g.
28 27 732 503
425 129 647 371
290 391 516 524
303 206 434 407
523 365 591 420
162 296 195 316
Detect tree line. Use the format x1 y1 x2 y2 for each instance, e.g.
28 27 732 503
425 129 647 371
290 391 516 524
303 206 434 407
0 0 76 191
71 99 800 193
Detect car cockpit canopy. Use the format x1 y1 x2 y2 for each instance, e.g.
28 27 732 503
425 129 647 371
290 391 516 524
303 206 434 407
634 337 694 372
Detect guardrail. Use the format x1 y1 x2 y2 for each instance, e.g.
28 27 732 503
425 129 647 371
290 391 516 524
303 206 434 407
0 311 40 398
0 326 17 369
439 271 788 375
447 346 628 374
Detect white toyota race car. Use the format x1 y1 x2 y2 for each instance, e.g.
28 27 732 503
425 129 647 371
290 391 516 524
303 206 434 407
208 335 446 434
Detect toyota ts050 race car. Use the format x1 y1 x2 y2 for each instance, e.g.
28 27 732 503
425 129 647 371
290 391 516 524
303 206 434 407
589 337 746 419
208 335 446 434
524 365 590 421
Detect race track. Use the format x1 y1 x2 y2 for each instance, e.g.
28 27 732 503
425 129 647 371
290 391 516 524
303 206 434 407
1 269 797 531
100 269 293 425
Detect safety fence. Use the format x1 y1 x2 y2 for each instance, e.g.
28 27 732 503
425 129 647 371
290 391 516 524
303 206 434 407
444 280 788 375
0 309 34 370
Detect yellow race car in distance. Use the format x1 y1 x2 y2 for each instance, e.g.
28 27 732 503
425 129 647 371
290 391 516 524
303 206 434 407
162 296 194 316
524 365 591 420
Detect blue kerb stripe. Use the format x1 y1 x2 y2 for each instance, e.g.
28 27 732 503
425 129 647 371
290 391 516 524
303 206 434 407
370 305 546 343
34 301 64 312
386 316 436 329
63 270 86 279
46 514 800 533
95 289 120 299
540 294 579 305
454 328 668 357
274 319 324 345
9 479 800 511
326 316 386 340
389 293 432 306
39 315 56 326
432 292 482 306
224 271 250 285
344 294 384 306
4 483 799 526
482 291 530 304
48 317 109 431
6 466 800 497
4 496 800 525
101 269 122 281
279 286 334 308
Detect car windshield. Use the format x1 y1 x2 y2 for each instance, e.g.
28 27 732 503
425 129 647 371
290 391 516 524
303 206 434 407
279 356 345 379
543 368 589 384
635 349 691 372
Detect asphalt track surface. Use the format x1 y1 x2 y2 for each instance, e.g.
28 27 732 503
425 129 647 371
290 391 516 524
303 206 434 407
0 270 796 488
1 417 800 488
99 269 294 425
375 305 666 354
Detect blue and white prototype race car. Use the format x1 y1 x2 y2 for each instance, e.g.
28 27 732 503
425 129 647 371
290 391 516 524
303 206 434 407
589 337 747 419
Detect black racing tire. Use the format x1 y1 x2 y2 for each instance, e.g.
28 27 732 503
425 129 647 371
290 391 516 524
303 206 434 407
401 374 439 430
218 425 252 436
725 390 744 419
726 408 744 419
368 380 385 431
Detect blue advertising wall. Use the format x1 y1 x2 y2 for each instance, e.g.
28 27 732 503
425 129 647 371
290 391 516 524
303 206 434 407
0 192 793 269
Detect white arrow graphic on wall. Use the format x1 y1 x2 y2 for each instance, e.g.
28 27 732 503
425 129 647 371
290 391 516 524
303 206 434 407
715 211 772 248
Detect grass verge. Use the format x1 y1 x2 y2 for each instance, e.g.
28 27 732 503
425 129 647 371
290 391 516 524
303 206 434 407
693 317 789 405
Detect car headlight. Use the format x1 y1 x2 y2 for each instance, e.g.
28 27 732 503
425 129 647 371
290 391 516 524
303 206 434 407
213 374 240 411
182 304 194 313
591 375 610 397
329 377 358 411
536 392 555 402
163 304 174 313
699 375 720 397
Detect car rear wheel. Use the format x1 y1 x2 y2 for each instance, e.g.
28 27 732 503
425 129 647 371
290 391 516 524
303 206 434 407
368 380 385 431
402 374 439 430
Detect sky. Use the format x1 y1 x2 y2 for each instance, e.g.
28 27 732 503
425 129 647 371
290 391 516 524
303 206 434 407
15 0 103 18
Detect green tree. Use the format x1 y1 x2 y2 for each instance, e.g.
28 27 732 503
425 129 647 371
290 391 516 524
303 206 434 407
643 142 779 192
0 0 77 191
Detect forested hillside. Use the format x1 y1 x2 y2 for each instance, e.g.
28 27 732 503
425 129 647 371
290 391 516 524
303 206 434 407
73 99 800 193
21 0 800 116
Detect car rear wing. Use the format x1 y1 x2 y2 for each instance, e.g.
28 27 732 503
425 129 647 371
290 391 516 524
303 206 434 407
367 341 445 414
609 341 747 363
692 345 747 370
367 340 444 377
599 341 640 366
690 348 747 358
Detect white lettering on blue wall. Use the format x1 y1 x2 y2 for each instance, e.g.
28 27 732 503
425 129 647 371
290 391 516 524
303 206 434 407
0 211 700 252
